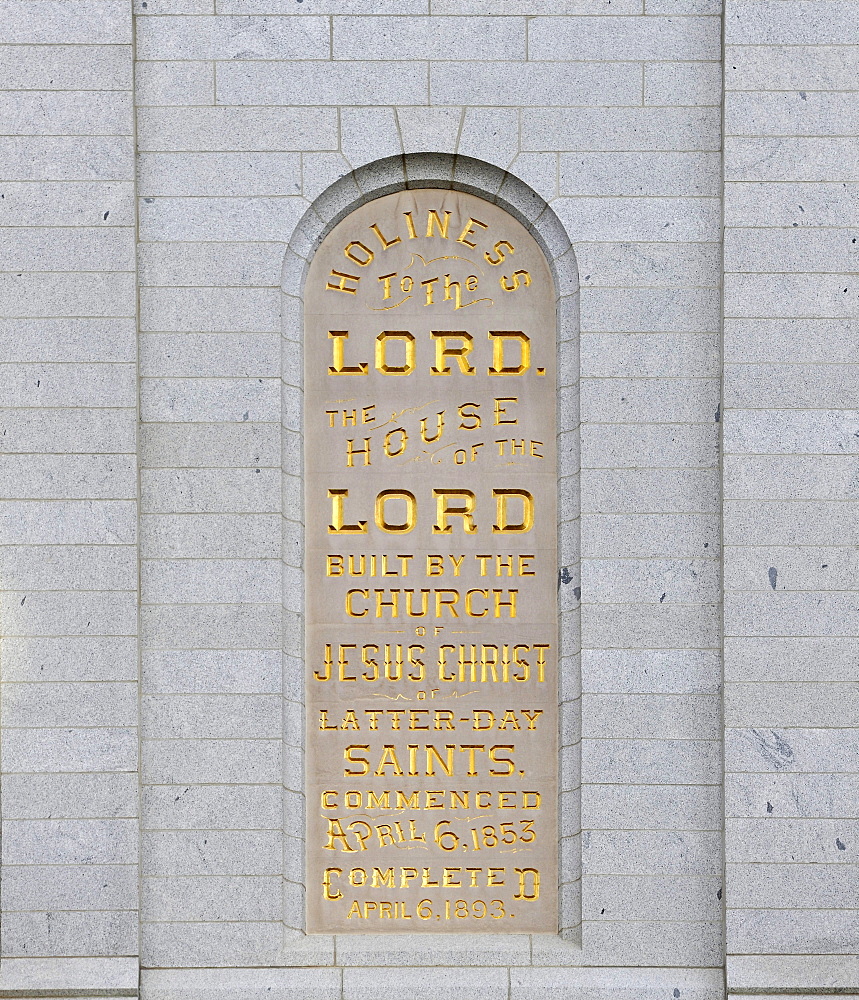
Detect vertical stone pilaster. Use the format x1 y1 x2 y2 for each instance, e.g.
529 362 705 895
0 0 140 990
723 0 859 990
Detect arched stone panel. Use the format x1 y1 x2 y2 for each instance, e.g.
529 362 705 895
280 154 581 958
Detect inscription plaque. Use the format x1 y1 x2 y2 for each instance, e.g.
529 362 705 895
304 190 558 933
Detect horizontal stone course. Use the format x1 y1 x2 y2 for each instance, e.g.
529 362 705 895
136 14 330 60
0 0 131 44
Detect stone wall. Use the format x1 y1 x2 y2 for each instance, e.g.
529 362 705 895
722 1 859 992
0 0 140 981
0 0 855 997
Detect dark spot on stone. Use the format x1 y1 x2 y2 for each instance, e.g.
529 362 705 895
766 801 773 813
558 566 573 586
573 586 581 600
20 596 25 605
799 205 804 212
144 197 154 204
674 990 681 998
659 592 666 603
836 838 846 851
752 729 794 770
103 210 109 219
714 403 721 422
799 91 807 100
822 564 828 568
242 411 249 421
704 542 709 548
768 566 778 589
716 888 722 900
600 908 605 914
255 468 260 473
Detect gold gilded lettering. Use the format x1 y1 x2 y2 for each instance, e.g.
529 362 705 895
421 867 440 887
375 589 400 618
328 489 367 534
435 589 460 617
378 272 396 299
432 489 477 535
420 411 444 443
514 868 540 900
324 817 357 852
328 331 367 375
346 437 371 467
370 223 401 250
459 744 485 776
488 331 530 375
344 241 374 266
344 745 369 776
489 746 515 776
327 270 361 294
492 489 534 534
409 710 429 730
426 744 455 776
426 210 451 239
465 589 488 617
426 555 444 576
403 212 417 239
493 397 518 425
484 239 514 265
319 710 338 731
421 276 439 305
315 644 333 681
458 402 481 429
430 332 475 375
307 193 558 934
362 645 379 681
375 330 415 375
375 745 404 776
383 427 408 457
500 269 531 292
443 867 462 887
372 866 396 888
456 217 488 248
345 590 368 618
522 709 543 729
323 868 342 899
375 490 417 534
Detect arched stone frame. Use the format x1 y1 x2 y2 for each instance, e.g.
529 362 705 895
280 153 581 961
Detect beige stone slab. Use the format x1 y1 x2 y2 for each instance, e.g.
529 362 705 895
305 189 559 934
